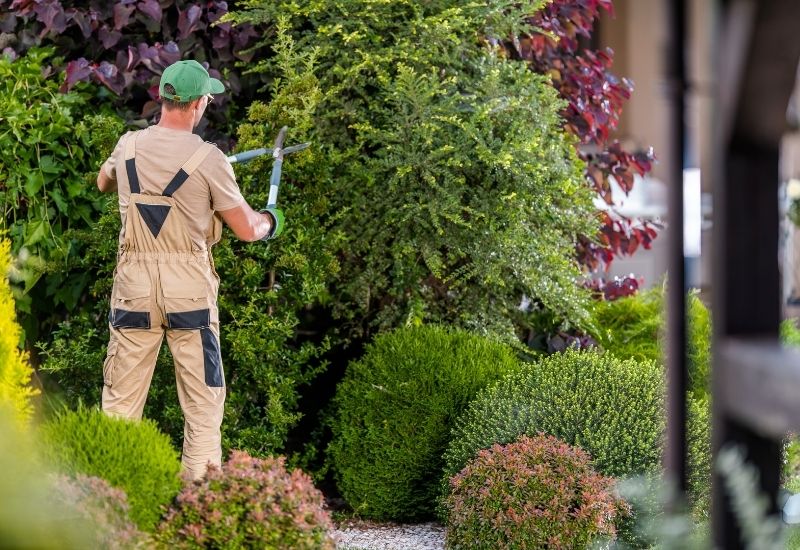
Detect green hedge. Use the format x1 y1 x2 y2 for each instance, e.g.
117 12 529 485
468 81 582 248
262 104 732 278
441 350 711 509
328 325 521 521
40 407 182 531
590 287 712 401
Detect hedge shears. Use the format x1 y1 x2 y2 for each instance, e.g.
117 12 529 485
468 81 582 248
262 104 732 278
227 126 309 239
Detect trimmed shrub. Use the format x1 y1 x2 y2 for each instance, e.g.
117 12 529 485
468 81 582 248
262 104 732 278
590 286 712 401
157 450 334 549
0 238 38 425
40 407 181 531
444 434 625 549
441 349 710 507
53 474 149 549
328 325 521 520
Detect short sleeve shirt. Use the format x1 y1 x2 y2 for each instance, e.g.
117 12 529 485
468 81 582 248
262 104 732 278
101 125 245 250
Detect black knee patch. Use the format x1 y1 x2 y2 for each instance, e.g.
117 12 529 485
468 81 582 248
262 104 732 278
109 309 151 329
200 327 224 387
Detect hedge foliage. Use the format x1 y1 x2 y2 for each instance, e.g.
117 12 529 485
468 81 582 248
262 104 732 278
441 350 711 508
0 48 123 329
444 434 625 549
228 0 597 339
0 237 37 425
157 451 334 549
328 325 521 521
40 407 182 531
590 286 712 400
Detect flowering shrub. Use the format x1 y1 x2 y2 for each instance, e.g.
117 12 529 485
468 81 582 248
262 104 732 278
328 325 521 521
0 237 38 425
53 474 149 549
157 451 334 549
41 407 181 531
443 434 626 549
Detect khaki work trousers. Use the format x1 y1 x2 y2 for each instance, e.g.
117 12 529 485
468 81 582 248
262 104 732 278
102 138 225 480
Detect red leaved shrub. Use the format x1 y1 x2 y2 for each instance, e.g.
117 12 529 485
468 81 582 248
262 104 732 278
157 451 334 549
443 434 627 549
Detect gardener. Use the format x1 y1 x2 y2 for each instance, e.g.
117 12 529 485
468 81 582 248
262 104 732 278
95 60 281 479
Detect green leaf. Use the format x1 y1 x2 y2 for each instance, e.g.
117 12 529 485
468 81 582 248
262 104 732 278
24 171 44 196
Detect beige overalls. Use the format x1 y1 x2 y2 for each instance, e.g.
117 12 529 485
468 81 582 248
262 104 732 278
102 133 225 479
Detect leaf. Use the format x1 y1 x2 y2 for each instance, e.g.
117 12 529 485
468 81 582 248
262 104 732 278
24 171 44 196
51 188 68 214
177 4 203 40
34 1 68 34
60 58 92 93
23 219 48 247
113 3 136 30
94 60 125 95
138 0 162 23
98 25 122 49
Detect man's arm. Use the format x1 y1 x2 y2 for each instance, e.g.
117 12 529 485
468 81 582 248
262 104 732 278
96 168 117 193
218 203 273 242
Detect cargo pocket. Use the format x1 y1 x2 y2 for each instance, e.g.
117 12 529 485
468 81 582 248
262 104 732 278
162 277 210 329
102 339 119 387
109 280 151 329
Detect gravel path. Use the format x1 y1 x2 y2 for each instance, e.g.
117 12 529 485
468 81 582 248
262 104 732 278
333 520 446 550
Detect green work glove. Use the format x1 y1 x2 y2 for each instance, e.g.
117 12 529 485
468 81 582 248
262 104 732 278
261 207 284 240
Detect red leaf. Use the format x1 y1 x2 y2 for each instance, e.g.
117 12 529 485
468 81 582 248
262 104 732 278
177 4 203 40
60 57 92 92
98 25 121 49
113 3 135 30
137 0 162 23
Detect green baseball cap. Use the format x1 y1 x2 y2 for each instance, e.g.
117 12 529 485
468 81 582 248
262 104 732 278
159 60 225 102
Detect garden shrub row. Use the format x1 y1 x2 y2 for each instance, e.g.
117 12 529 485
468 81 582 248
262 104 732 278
329 325 711 547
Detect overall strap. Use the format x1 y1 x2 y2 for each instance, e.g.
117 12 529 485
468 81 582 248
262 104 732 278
162 143 215 198
124 133 141 194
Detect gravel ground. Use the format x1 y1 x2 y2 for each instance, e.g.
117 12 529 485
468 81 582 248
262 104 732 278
333 520 446 550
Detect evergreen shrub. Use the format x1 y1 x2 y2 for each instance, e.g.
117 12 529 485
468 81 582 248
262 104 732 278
443 434 625 549
590 287 712 401
0 238 38 425
441 350 710 507
40 407 181 531
229 0 598 338
328 325 521 521
157 451 334 549
53 474 149 549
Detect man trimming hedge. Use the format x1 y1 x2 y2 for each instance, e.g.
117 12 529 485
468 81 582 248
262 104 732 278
95 60 282 479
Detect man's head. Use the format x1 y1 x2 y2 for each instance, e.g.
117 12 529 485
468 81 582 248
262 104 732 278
159 60 225 126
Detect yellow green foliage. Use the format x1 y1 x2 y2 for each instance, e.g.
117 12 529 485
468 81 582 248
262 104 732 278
0 238 38 424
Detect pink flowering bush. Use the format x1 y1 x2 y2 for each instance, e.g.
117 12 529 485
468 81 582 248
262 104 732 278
157 451 334 549
53 474 149 549
443 434 627 549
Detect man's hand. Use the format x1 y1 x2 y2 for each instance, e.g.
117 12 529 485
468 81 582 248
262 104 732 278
260 207 284 240
96 169 117 193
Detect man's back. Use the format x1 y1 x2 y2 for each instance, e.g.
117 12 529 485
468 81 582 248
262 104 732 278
104 126 244 250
